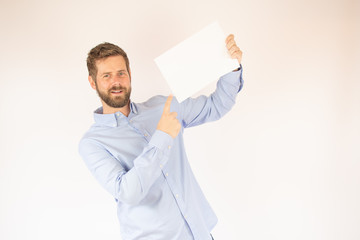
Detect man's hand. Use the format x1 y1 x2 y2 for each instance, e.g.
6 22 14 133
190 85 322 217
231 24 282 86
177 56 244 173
226 34 242 65
157 95 181 139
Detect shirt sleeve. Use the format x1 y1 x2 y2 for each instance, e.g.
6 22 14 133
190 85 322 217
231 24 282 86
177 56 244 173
79 130 173 205
179 66 244 128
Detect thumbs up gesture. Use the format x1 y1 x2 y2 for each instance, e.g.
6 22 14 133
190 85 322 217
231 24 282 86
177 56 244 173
156 95 181 139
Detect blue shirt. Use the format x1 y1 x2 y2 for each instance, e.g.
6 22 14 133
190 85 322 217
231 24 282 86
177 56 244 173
79 67 243 240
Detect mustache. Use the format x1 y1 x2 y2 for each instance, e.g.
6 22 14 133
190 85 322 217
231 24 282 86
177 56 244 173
109 86 127 92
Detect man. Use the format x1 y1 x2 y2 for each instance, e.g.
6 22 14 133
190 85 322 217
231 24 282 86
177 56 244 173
79 34 243 240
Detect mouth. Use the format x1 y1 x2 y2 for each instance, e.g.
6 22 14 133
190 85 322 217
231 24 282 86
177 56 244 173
110 90 123 95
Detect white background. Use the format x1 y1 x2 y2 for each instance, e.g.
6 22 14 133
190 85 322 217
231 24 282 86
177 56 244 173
0 0 359 239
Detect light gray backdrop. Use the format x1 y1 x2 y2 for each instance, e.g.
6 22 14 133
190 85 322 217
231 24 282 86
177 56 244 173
0 0 359 239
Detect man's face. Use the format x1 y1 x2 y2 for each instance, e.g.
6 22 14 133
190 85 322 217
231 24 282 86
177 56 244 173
89 55 131 109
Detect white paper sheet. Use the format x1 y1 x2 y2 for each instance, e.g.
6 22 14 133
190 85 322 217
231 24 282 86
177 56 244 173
154 21 239 102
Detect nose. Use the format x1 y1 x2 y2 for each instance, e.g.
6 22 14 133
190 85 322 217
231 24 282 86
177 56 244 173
111 74 123 85
109 74 128 89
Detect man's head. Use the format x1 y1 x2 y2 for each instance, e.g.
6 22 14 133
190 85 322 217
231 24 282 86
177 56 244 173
87 43 132 113
87 42 130 81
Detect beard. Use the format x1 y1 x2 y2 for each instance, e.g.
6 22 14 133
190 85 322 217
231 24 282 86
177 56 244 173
96 84 131 108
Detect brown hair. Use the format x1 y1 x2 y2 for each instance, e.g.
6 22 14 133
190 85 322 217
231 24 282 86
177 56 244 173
87 42 130 80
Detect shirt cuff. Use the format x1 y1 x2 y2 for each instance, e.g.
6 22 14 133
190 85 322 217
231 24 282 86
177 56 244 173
220 65 244 92
233 64 242 72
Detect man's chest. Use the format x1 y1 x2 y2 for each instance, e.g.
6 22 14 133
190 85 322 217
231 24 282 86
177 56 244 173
97 111 162 170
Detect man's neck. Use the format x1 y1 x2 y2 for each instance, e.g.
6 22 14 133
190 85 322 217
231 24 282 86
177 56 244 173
102 101 130 117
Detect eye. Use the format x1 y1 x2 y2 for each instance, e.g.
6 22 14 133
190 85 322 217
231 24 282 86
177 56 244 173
103 74 110 78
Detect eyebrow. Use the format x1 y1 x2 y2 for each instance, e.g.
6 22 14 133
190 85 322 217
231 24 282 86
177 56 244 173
101 70 127 75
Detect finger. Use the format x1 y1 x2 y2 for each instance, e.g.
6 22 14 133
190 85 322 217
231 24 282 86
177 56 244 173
230 47 242 56
226 39 236 50
225 34 234 44
229 45 240 55
231 51 242 60
163 95 173 113
231 53 242 61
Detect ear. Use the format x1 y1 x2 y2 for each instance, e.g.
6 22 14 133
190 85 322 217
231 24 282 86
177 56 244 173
88 75 96 90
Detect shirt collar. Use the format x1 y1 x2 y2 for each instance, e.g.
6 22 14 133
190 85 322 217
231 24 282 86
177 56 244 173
93 101 138 127
130 101 138 114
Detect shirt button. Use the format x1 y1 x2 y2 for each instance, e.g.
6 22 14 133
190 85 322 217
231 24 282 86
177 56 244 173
176 194 179 198
166 173 169 176
168 145 171 149
116 112 120 117
160 164 163 168
144 133 148 137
